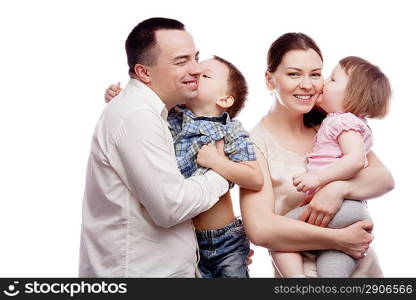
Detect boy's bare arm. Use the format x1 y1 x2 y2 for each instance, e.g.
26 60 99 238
197 143 264 191
213 159 264 191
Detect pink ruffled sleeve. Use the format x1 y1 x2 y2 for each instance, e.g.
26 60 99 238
326 112 368 140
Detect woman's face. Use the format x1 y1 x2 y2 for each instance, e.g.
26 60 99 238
266 49 323 115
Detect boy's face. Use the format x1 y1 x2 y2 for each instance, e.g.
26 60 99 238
186 58 230 116
319 64 349 113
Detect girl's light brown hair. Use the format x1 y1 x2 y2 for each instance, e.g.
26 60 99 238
340 56 391 119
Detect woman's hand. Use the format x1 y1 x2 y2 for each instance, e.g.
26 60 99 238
336 220 373 259
104 82 122 103
299 180 348 227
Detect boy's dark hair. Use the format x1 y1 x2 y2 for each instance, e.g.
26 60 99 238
125 17 185 76
213 55 248 118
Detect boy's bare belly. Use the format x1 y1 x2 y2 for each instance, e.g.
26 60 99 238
192 191 235 231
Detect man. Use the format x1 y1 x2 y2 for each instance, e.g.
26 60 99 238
79 17 228 277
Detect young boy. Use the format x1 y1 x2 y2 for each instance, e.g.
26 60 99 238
105 56 263 277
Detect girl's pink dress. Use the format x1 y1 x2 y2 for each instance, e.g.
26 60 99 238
307 112 373 174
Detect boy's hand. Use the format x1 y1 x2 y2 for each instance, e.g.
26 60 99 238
292 173 321 193
197 140 226 169
197 143 223 169
214 139 226 158
104 82 122 103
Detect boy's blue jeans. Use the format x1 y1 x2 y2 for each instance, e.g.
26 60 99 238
196 218 250 278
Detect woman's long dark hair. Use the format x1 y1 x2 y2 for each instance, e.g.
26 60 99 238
267 32 326 127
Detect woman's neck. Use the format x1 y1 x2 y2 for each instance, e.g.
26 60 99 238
263 102 308 135
261 102 316 155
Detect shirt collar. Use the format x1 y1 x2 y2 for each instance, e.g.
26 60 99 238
174 105 231 124
128 78 169 121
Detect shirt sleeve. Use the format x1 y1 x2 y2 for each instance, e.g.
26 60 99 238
327 113 367 140
224 120 256 162
110 109 228 228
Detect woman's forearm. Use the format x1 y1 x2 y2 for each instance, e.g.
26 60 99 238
241 188 372 259
245 207 335 251
241 187 371 259
343 151 394 200
240 147 372 259
239 148 332 251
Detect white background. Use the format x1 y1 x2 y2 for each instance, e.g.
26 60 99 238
1 0 415 277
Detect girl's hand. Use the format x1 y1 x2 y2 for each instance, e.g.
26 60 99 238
293 173 321 193
196 140 225 169
336 220 373 259
104 82 122 103
299 180 348 227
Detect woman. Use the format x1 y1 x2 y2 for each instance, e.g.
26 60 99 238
240 33 394 277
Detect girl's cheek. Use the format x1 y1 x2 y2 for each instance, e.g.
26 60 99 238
317 78 324 90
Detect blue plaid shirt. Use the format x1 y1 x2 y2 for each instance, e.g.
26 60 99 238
167 105 256 180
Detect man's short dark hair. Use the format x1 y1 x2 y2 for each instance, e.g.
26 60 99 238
125 17 185 75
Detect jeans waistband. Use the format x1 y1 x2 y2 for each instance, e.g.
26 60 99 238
195 217 243 239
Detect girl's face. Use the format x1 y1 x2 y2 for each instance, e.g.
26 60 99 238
266 49 323 115
319 64 349 113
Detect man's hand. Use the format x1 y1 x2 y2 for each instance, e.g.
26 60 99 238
104 82 122 103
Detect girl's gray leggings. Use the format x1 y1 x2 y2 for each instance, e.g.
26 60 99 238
285 200 371 277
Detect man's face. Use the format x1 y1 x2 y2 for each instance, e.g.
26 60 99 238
147 30 201 109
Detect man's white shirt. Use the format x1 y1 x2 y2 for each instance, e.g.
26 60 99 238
79 79 228 277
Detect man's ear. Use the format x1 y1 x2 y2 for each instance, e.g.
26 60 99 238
216 95 235 108
134 64 151 83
